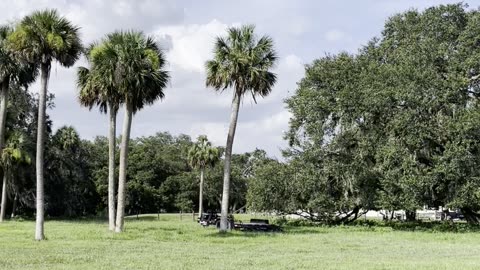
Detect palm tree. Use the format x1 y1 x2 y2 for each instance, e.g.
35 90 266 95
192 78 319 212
77 41 123 231
0 25 36 195
0 26 17 160
54 126 80 151
0 131 31 222
205 25 278 232
8 9 82 240
94 31 169 232
187 135 220 218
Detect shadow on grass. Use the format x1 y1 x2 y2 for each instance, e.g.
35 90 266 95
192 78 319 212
276 219 480 234
283 227 329 234
44 216 108 224
202 230 282 238
125 215 160 221
371 221 480 233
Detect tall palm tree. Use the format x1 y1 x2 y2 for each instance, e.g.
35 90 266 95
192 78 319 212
0 25 17 160
0 25 36 197
205 25 278 232
8 9 82 240
77 42 123 231
95 31 169 232
0 131 31 222
187 135 219 218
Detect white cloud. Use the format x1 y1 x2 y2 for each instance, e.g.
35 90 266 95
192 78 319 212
285 17 310 36
279 54 304 72
152 19 230 73
0 0 185 43
325 29 349 42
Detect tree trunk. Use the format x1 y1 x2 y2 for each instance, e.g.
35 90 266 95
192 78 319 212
11 192 17 218
405 210 416 222
35 62 50 241
108 103 117 231
461 207 480 224
198 168 204 218
337 205 361 224
219 92 241 232
0 80 9 223
0 79 9 152
115 102 133 233
0 171 7 222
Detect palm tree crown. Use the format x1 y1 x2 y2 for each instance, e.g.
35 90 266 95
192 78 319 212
188 135 220 170
1 131 31 169
113 31 170 113
77 41 123 114
206 25 277 101
0 25 37 87
78 31 169 113
0 26 17 84
7 9 82 66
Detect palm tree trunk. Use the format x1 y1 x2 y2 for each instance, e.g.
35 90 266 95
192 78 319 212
0 80 8 223
219 92 241 232
0 79 9 152
11 191 17 218
0 171 7 222
35 62 50 240
198 168 205 218
108 103 117 231
115 102 133 233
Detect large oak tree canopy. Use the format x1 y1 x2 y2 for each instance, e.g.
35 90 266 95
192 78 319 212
248 4 480 224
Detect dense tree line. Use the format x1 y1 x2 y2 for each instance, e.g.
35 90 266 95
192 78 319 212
0 124 266 219
248 4 480 224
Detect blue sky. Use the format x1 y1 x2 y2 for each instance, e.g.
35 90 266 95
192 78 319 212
0 0 477 158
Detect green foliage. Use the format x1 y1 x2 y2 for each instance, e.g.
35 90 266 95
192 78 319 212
273 3 480 223
187 135 220 170
206 25 277 99
0 24 37 88
77 38 123 114
44 126 99 217
8 9 82 67
93 30 169 113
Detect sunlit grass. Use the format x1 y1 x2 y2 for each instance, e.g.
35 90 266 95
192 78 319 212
0 214 479 269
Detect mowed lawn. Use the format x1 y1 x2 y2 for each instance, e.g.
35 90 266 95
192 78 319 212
0 214 479 270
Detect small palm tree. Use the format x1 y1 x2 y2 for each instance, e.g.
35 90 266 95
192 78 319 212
188 135 220 218
0 131 31 222
205 25 278 231
8 9 82 240
77 41 123 231
98 31 169 233
54 126 80 151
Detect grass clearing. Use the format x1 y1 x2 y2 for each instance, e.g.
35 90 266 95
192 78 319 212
0 214 479 269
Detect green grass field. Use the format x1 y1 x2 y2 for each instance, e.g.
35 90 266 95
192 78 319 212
0 214 479 270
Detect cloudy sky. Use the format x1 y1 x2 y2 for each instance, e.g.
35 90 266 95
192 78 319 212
0 0 477 158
